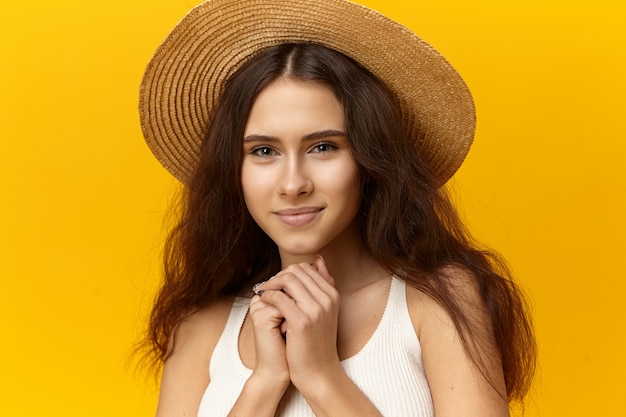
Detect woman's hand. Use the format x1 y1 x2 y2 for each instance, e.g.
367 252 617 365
227 296 289 417
248 291 290 389
254 256 342 390
252 257 383 417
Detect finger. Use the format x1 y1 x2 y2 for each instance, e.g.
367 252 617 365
294 262 337 300
267 269 320 310
257 289 306 325
290 263 339 319
265 264 331 305
313 255 334 286
259 286 337 344
250 295 285 327
259 267 338 327
251 257 332 295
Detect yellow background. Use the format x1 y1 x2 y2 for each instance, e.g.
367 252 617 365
1 0 624 415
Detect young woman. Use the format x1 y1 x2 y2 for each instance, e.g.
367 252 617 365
138 1 536 416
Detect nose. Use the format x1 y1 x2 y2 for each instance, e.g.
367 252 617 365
277 155 313 198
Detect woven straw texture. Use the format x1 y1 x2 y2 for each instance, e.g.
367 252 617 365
139 0 476 185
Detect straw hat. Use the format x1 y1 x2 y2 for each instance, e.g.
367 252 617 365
139 0 476 185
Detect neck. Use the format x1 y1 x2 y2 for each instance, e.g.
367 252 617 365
278 222 388 295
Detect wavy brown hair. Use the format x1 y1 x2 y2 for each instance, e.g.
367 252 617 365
144 43 536 403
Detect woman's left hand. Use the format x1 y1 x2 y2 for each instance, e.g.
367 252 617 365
253 256 342 391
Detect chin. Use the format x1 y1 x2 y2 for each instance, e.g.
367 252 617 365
280 247 319 257
277 240 326 259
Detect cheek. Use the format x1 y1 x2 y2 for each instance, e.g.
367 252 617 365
338 158 361 191
240 164 257 205
241 163 272 209
332 163 362 209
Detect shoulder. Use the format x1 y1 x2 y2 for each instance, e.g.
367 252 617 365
405 265 483 338
404 267 509 416
405 264 494 354
164 297 235 375
173 298 235 355
155 298 235 417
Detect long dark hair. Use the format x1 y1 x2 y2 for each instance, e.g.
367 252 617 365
145 43 536 403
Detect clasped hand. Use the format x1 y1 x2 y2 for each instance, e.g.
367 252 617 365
249 256 341 392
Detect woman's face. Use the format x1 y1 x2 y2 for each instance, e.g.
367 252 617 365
241 78 361 259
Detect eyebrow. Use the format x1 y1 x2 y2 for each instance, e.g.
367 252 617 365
243 129 346 143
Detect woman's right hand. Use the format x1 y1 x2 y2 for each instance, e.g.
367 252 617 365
227 297 290 416
248 292 290 389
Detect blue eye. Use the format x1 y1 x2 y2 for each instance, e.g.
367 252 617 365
251 146 276 157
312 142 337 153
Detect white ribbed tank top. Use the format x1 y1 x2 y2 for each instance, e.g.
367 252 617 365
197 277 433 417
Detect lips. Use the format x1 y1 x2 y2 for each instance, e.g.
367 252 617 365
273 207 324 227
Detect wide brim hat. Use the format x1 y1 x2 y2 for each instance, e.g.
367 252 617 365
139 0 476 186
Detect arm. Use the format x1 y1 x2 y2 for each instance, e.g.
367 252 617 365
407 272 509 417
155 301 232 417
226 374 289 417
156 285 294 417
295 368 383 417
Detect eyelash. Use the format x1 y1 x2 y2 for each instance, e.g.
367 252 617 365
250 146 276 157
249 142 338 157
311 142 338 153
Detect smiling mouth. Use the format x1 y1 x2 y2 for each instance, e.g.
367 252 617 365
273 207 324 227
